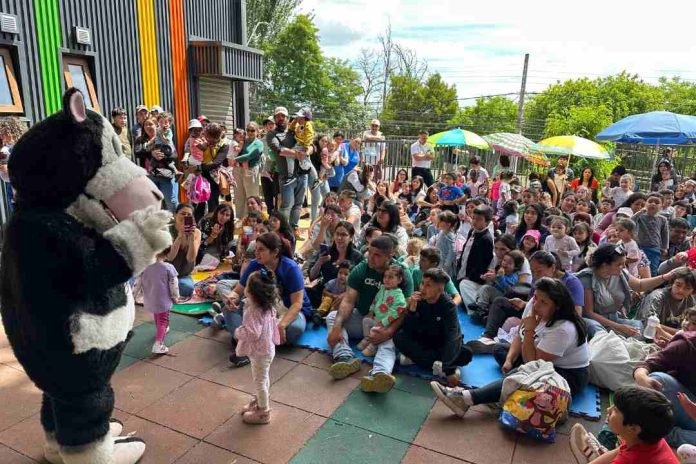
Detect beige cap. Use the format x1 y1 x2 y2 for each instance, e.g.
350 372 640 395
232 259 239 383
371 119 381 126
274 106 289 116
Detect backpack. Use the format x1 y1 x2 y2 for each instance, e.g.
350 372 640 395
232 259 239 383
187 174 211 204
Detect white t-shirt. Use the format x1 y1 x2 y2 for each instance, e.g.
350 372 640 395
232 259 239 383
622 239 641 277
343 204 362 232
497 182 511 210
411 141 433 168
521 303 590 370
362 131 385 166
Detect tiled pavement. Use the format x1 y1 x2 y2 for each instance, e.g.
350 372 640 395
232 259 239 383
0 307 607 464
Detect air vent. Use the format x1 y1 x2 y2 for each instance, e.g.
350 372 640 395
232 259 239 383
74 26 91 45
0 14 18 34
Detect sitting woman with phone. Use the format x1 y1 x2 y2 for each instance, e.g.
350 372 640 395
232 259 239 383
197 203 235 264
307 221 363 307
167 203 202 297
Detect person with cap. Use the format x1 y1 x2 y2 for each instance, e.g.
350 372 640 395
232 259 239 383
131 104 149 145
111 107 132 161
266 106 309 231
150 105 163 118
362 119 386 181
410 130 435 187
260 116 279 211
283 107 315 188
197 115 210 128
548 153 574 182
183 119 204 166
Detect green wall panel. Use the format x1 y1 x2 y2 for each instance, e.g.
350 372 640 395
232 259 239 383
33 0 62 115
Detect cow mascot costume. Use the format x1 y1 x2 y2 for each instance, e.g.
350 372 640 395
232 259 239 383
0 88 172 463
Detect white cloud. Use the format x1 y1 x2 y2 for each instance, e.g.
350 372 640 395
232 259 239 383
299 0 696 104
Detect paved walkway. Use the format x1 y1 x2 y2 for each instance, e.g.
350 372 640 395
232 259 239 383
0 307 606 464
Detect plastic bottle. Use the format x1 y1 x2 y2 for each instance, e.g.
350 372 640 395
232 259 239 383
644 314 660 340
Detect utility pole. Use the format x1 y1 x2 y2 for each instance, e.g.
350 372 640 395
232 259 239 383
516 53 529 134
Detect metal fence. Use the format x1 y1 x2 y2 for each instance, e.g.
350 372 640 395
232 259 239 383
617 144 696 190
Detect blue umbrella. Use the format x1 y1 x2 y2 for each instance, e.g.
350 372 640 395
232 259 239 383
596 111 696 145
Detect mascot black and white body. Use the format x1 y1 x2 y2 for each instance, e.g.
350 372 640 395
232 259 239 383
0 88 172 464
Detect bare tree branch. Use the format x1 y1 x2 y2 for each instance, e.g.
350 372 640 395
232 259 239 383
355 48 383 107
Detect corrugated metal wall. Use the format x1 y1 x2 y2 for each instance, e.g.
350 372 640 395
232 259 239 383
154 0 173 114
58 0 143 118
34 0 62 115
0 0 44 123
136 0 159 107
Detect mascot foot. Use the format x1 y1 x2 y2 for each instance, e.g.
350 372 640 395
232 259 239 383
112 436 146 464
58 433 146 464
45 419 125 464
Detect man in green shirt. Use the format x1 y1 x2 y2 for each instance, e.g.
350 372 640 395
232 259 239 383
327 236 414 393
410 247 462 307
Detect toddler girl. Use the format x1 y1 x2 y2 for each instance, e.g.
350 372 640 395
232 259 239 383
134 247 179 354
572 222 596 272
317 262 351 318
543 216 580 271
185 119 204 166
357 265 407 356
501 200 519 234
475 250 525 309
602 173 634 208
435 210 458 278
520 229 541 259
235 270 281 425
403 238 425 268
615 218 641 277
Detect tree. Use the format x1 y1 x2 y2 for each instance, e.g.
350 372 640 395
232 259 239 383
320 57 367 130
354 48 383 107
246 0 301 50
449 96 517 134
660 77 696 115
380 72 458 136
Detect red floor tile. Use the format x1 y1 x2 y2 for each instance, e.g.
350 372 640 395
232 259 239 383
174 442 258 464
0 414 44 462
0 443 36 464
204 401 325 464
413 402 516 464
112 362 193 414
0 329 21 371
120 416 197 464
275 346 311 362
200 357 297 394
512 434 576 464
402 445 468 464
138 379 251 439
269 364 359 417
193 326 232 344
0 366 42 432
149 336 232 377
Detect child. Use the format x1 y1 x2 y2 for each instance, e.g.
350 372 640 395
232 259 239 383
569 385 678 464
403 237 425 268
361 225 383 256
634 194 669 276
435 210 458 278
467 169 481 196
357 265 407 356
438 172 466 215
476 182 489 200
595 198 615 229
576 198 593 215
398 182 413 205
501 200 519 234
282 107 315 187
316 262 351 318
496 171 514 218
615 218 641 278
520 229 541 259
227 128 247 172
149 111 174 150
660 189 675 219
543 216 580 271
674 200 690 219
426 207 442 244
234 270 281 425
134 247 179 354
475 250 525 309
602 174 634 209
235 211 261 261
572 222 596 272
184 119 204 166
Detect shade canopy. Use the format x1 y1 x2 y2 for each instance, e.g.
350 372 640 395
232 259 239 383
596 111 696 145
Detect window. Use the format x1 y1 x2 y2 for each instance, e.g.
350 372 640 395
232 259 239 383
0 48 23 113
62 55 99 112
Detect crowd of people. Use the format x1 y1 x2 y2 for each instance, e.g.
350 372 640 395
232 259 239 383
2 104 696 461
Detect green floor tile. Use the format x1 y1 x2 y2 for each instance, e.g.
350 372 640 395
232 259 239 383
290 419 409 464
393 373 435 398
115 354 140 372
330 388 435 442
167 312 205 333
123 323 190 359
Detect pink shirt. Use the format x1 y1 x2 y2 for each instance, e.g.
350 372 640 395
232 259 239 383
235 300 280 358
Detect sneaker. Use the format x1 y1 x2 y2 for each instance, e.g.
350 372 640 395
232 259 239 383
678 444 696 463
569 423 606 463
210 313 225 329
466 337 496 354
229 354 250 367
430 381 471 418
329 357 361 380
211 301 222 313
432 360 444 377
151 342 169 355
360 372 396 393
242 407 271 425
399 354 414 366
356 338 370 351
241 397 258 414
361 345 377 357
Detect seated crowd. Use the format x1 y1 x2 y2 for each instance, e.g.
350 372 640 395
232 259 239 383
119 107 696 459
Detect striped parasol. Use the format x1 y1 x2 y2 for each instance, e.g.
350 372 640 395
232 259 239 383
483 132 549 166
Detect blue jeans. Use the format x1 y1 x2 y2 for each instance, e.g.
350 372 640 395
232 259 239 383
584 312 642 338
280 173 308 229
224 303 307 346
650 372 696 447
310 178 330 224
151 177 178 212
178 275 194 297
641 246 661 276
326 309 396 376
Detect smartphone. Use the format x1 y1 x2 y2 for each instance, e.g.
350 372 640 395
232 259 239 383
320 244 330 255
184 216 194 229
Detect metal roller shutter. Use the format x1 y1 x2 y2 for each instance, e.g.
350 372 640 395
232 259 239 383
198 76 235 128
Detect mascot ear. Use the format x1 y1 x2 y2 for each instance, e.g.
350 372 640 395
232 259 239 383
63 87 87 123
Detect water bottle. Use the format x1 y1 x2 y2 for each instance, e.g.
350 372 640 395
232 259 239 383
643 314 660 340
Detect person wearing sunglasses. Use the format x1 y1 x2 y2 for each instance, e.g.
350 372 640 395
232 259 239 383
231 122 263 218
576 243 682 339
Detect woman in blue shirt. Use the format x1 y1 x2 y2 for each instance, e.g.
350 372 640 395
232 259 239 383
343 137 361 176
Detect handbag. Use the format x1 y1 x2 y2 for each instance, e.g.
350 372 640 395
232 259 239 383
499 384 571 443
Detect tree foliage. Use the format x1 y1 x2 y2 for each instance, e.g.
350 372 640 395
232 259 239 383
449 96 518 134
245 0 301 50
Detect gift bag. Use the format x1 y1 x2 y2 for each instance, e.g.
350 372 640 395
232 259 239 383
499 384 570 443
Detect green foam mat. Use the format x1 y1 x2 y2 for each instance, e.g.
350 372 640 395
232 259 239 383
171 302 213 315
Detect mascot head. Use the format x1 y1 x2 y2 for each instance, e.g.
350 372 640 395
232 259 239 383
9 88 163 230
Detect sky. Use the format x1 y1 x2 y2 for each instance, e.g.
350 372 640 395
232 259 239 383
299 0 696 107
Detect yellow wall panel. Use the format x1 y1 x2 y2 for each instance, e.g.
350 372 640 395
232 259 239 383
137 0 160 107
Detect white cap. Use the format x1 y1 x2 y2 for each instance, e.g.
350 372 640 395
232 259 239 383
188 119 202 129
274 106 289 116
371 119 381 126
616 207 634 217
151 105 163 113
